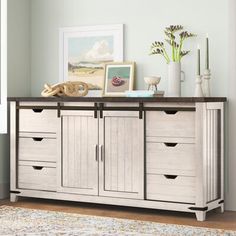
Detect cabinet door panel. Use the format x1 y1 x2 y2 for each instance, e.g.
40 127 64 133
58 111 98 195
99 111 144 199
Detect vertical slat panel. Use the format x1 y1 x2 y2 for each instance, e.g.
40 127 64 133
214 110 218 199
212 110 215 200
123 118 129 191
117 118 125 192
205 108 221 202
80 116 88 188
62 117 67 187
60 111 98 196
213 110 216 199
100 111 144 199
105 117 111 191
71 116 76 188
220 105 224 202
87 116 93 188
124 118 132 192
210 110 214 201
111 117 118 191
74 117 79 188
132 118 140 192
207 110 211 201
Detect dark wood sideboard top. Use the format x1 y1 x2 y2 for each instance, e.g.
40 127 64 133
8 97 227 103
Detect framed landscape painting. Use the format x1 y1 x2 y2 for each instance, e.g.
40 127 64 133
59 24 124 92
103 62 135 97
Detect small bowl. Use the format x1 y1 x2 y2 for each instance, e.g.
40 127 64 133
144 76 161 85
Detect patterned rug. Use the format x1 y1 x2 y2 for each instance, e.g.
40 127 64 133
0 206 235 236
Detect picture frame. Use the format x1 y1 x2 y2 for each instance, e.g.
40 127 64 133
103 62 135 97
59 24 124 95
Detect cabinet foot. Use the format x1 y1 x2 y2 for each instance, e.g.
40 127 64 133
195 211 206 221
10 194 19 203
220 204 224 213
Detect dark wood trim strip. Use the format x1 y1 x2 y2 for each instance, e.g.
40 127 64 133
94 103 98 119
99 103 104 119
144 107 196 112
139 103 144 119
188 206 208 211
16 105 196 114
8 96 227 103
10 190 21 194
16 105 59 110
57 103 61 118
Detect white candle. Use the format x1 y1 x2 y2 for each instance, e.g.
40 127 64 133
206 34 209 70
197 44 201 76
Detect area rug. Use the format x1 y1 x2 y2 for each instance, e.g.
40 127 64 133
0 206 235 236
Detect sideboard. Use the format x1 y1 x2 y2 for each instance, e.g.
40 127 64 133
8 97 226 221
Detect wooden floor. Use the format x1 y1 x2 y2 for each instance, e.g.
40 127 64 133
1 197 236 231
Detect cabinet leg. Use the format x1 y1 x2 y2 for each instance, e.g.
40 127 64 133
10 194 19 203
220 204 224 213
195 211 206 221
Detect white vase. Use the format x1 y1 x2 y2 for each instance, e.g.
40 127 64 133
167 62 184 97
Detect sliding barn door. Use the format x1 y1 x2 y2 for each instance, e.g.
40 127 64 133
58 110 98 195
99 111 144 199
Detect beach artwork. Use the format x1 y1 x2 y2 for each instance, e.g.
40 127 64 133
104 63 134 96
67 36 114 90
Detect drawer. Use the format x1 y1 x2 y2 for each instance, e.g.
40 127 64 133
19 109 58 133
146 111 195 138
18 162 56 191
146 142 195 176
18 136 57 162
146 174 195 203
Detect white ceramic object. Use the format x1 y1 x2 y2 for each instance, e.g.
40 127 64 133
203 69 211 97
167 62 184 97
144 76 161 85
144 76 161 90
194 75 204 97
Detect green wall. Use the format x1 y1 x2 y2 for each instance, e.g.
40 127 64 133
0 0 31 199
30 0 228 97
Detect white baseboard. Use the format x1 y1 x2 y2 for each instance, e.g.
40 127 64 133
0 182 9 199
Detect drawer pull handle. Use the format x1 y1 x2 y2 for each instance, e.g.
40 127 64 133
164 175 178 179
164 143 178 147
32 166 44 170
164 110 178 115
32 138 44 142
32 109 43 113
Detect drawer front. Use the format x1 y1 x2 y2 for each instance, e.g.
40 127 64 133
146 142 195 176
146 111 195 138
18 164 56 191
18 137 57 162
19 109 58 133
146 174 195 203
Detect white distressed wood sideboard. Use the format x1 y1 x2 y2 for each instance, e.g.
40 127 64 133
8 97 226 221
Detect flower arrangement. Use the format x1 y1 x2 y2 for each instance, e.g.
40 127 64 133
150 25 196 64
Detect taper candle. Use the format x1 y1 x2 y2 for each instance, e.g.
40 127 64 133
197 44 201 76
206 34 209 69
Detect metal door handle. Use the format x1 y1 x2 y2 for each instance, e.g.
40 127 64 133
94 145 98 161
99 145 104 162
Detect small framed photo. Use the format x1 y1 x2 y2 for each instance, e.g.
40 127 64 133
103 62 135 96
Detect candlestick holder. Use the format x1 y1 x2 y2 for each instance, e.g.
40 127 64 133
194 75 204 97
203 69 211 97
